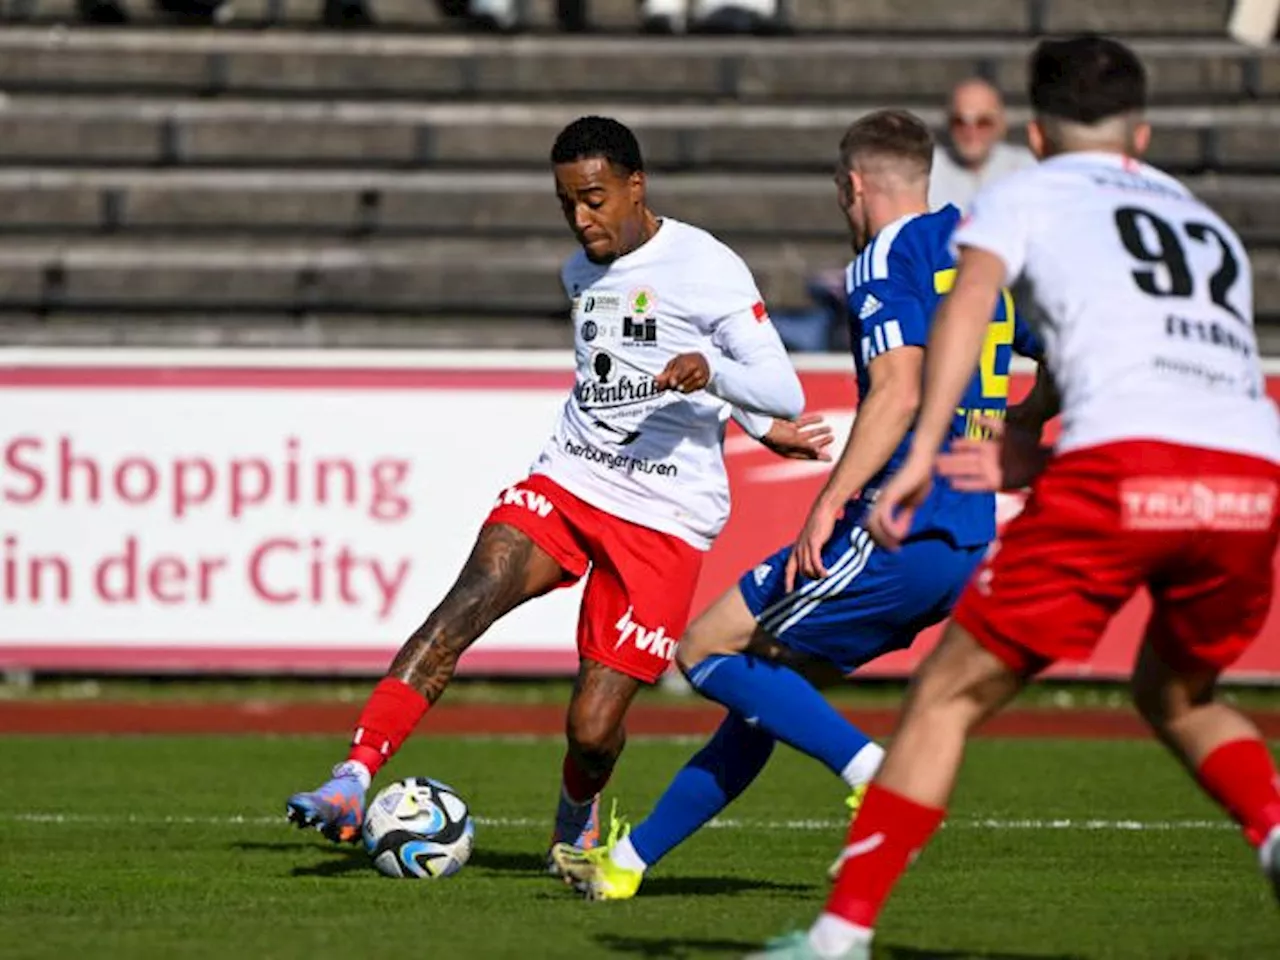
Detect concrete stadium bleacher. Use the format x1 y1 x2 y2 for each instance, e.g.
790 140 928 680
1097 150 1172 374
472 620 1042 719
0 3 1276 348
5 0 1240 35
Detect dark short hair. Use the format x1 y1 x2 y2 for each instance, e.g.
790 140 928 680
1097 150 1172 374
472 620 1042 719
838 109 934 177
1030 34 1147 125
550 116 644 174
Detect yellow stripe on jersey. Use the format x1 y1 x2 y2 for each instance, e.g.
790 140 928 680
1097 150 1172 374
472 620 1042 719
934 269 1015 401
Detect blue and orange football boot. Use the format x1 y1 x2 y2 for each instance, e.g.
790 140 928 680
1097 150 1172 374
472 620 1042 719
545 789 602 879
285 762 367 844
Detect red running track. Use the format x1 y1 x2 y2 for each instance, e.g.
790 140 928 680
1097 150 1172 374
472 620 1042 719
5 701 1280 739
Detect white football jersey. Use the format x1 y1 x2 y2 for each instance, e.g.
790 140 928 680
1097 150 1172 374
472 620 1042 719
531 218 801 550
954 151 1280 463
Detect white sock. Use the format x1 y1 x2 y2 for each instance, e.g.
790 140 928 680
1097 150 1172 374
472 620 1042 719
840 742 885 788
808 913 873 958
333 760 372 791
609 836 648 873
1260 824 1280 871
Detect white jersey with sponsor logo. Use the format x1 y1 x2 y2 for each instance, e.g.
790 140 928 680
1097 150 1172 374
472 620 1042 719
530 218 802 550
954 151 1280 463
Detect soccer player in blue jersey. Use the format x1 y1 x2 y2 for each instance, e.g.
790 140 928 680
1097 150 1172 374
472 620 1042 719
550 108 1049 900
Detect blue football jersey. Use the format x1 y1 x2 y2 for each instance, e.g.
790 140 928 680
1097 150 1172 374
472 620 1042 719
845 205 1041 548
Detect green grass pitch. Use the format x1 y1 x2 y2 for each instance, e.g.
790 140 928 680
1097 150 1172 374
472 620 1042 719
2 735 1277 959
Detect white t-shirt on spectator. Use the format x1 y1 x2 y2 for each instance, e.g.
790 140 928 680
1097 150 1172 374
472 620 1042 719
929 142 1037 214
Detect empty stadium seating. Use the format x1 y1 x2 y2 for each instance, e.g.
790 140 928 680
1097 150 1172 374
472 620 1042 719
0 1 1276 348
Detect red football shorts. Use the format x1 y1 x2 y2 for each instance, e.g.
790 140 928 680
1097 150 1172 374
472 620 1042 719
483 474 704 684
954 441 1280 675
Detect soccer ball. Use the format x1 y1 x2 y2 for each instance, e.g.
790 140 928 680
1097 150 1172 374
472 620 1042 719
361 777 475 879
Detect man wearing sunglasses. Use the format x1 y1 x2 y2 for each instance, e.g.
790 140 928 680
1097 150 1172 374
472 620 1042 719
929 78 1036 213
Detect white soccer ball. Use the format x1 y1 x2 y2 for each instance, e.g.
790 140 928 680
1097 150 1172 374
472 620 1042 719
361 777 475 879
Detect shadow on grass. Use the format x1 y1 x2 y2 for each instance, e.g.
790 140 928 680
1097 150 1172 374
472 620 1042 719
641 875 813 898
878 948 1086 960
594 933 760 957
597 933 1087 959
468 846 549 876
238 840 553 881
228 838 371 878
231 840 329 854
289 846 369 878
529 873 813 906
467 849 809 892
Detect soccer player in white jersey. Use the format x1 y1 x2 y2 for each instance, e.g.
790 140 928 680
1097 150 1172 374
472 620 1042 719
753 34 1280 960
286 116 828 868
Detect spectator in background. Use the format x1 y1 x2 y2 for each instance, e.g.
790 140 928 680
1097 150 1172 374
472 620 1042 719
780 82 1036 353
75 0 230 23
75 0 373 26
450 0 785 33
928 77 1036 212
644 0 783 33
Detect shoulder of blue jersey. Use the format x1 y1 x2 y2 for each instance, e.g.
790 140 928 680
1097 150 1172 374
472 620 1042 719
846 212 923 293
847 208 963 296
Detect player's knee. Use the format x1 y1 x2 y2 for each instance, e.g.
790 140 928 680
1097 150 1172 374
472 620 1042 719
675 617 730 676
1131 671 1211 733
902 685 977 733
1130 666 1168 729
565 710 624 769
675 622 754 678
1131 641 1217 733
904 636 1023 733
675 586 758 677
674 639 708 676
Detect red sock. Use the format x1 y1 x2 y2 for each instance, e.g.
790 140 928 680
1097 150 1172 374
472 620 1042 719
561 752 612 804
346 677 430 778
1196 738 1280 847
825 783 946 929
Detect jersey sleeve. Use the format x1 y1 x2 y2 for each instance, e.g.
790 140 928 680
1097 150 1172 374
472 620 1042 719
705 307 805 419
951 174 1034 286
847 257 929 368
698 246 805 419
731 407 773 439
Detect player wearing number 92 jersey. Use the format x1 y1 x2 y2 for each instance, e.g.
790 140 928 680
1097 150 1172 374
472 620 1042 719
803 42 1280 960
947 129 1280 674
958 150 1275 460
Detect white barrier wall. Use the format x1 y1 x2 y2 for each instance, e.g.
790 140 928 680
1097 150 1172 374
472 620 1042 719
0 353 593 672
6 349 1280 682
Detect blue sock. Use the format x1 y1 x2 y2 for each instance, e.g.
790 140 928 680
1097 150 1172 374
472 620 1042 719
628 712 774 867
684 653 873 779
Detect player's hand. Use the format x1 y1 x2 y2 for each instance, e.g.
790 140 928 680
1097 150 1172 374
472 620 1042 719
785 499 841 591
655 353 711 394
937 417 1048 492
867 451 933 550
760 414 835 461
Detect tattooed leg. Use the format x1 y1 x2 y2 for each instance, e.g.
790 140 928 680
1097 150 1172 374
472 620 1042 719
546 660 645 851
564 660 644 781
285 523 567 841
388 523 567 703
